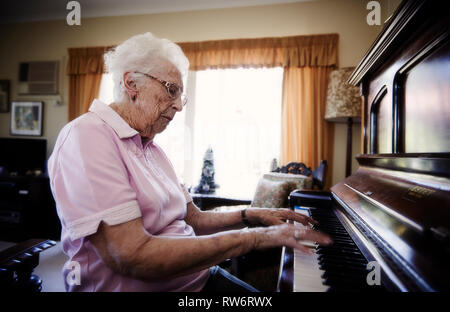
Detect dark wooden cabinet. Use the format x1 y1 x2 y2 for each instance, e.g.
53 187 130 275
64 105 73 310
349 0 450 158
0 176 61 242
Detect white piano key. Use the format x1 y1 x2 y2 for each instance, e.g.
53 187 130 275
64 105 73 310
294 247 329 292
293 206 329 292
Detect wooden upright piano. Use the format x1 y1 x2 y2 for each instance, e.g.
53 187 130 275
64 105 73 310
278 0 450 292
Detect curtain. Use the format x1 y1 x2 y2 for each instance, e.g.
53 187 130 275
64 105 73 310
281 66 335 189
179 34 338 188
67 47 111 121
178 34 338 70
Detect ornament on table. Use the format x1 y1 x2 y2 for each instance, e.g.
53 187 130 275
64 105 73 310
270 158 278 172
193 146 219 194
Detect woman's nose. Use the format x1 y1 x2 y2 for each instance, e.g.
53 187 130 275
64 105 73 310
172 98 183 112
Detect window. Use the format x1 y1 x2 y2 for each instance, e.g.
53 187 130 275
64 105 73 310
98 73 114 105
99 67 283 198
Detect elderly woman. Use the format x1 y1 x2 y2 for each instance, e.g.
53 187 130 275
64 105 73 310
48 32 331 292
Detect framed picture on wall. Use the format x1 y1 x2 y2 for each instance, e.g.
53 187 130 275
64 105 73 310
0 80 10 113
10 101 44 136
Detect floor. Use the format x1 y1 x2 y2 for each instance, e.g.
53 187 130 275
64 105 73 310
0 240 68 292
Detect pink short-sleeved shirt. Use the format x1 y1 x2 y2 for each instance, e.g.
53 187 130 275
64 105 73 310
47 99 209 292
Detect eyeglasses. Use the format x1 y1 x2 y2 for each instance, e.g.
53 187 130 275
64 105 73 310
135 71 187 106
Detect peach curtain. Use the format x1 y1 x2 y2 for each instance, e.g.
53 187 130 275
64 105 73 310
178 34 338 70
179 34 338 188
67 47 111 121
281 66 335 189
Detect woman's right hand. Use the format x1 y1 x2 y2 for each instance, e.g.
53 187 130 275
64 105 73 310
252 223 333 254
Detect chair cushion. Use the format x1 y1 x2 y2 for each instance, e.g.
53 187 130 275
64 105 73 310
251 173 312 208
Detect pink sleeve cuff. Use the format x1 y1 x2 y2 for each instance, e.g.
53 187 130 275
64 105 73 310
66 201 142 240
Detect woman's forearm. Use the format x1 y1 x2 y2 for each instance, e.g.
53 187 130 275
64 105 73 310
185 202 246 235
90 217 331 284
126 228 257 281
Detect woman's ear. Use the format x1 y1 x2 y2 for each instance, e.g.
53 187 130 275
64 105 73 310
123 71 139 96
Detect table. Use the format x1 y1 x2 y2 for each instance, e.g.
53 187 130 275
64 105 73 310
190 193 251 211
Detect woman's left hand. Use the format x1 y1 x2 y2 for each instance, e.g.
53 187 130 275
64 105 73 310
245 207 318 227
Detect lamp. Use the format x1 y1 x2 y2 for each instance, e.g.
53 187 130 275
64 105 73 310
325 67 361 177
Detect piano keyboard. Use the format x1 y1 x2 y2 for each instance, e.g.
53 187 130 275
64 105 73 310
294 206 379 292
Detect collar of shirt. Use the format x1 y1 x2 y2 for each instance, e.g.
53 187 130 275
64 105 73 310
88 99 154 149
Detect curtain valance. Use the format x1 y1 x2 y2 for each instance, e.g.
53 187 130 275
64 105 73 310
178 34 338 70
66 46 112 75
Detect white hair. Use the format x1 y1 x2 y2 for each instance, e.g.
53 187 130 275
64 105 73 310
104 32 189 103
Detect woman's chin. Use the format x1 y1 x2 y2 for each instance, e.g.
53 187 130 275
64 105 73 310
154 122 169 134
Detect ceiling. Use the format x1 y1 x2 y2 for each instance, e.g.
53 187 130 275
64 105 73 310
1 0 316 24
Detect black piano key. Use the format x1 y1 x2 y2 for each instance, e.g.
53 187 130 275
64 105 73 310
317 244 361 251
317 249 363 257
326 284 372 292
320 229 348 235
323 276 368 287
331 241 357 248
333 238 356 244
318 249 362 257
319 257 367 266
328 236 354 242
320 258 367 267
315 222 343 227
318 254 367 264
319 258 367 268
317 245 360 252
316 220 344 225
320 230 351 237
321 269 367 280
321 270 366 280
317 251 362 258
320 264 369 275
